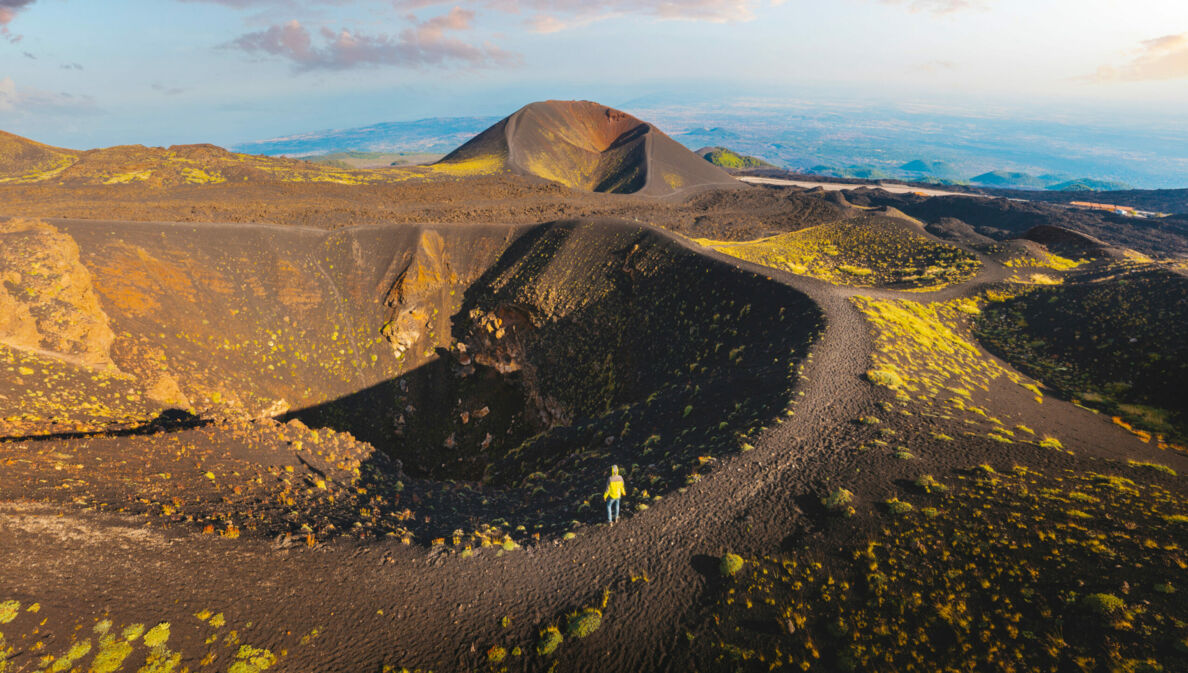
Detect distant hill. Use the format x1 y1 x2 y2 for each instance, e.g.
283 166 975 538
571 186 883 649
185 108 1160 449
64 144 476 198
436 100 741 196
232 116 499 157
0 130 79 183
804 164 892 180
899 160 931 172
697 146 775 169
968 170 1133 191
838 166 891 180
1046 178 1133 192
971 171 1048 189
0 131 501 188
915 176 965 186
899 159 962 181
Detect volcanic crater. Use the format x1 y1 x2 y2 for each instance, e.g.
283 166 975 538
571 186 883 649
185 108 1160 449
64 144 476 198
1 215 821 541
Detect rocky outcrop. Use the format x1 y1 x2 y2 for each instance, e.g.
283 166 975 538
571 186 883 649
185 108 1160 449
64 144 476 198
0 218 117 370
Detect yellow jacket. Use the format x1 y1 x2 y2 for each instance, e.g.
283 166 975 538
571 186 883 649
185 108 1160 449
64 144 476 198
604 475 626 500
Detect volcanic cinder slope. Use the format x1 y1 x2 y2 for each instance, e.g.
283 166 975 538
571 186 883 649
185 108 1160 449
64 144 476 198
1 103 1188 673
437 100 742 196
0 130 78 183
0 215 820 543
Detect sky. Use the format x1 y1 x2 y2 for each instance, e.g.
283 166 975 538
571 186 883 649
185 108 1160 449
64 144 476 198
2 0 1188 149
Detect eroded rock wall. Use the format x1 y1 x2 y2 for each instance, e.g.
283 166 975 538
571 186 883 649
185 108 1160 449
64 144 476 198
0 218 117 370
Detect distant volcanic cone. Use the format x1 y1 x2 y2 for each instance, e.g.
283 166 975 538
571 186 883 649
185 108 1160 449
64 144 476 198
435 100 741 196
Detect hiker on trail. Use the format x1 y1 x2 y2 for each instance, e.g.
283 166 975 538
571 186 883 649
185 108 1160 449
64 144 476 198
604 465 626 524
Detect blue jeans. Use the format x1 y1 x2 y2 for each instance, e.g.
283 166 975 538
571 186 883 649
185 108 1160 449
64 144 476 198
607 498 620 522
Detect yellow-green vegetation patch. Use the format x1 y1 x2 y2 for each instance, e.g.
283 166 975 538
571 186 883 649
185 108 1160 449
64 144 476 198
180 167 226 184
865 369 902 389
536 625 563 656
853 295 1044 433
566 608 602 639
121 623 145 642
914 474 948 494
1022 272 1062 285
0 152 78 184
104 169 153 184
143 622 170 648
855 299 1031 413
721 553 745 576
1091 472 1139 495
229 644 278 673
1127 460 1177 476
662 172 686 189
698 215 980 289
1003 248 1084 271
91 636 134 673
0 600 19 624
50 638 93 671
884 497 913 514
822 488 854 516
695 466 1188 672
0 602 295 673
1039 435 1064 450
429 154 503 177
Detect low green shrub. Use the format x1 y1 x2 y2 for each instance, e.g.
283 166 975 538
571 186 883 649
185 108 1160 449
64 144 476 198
1039 436 1063 450
720 553 745 576
822 488 853 511
1081 593 1125 617
567 609 602 639
536 626 563 656
914 474 948 494
866 369 903 389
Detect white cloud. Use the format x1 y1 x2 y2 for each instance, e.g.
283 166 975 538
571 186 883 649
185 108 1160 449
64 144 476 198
228 9 522 70
878 0 989 14
1094 33 1188 82
393 0 986 34
394 0 781 32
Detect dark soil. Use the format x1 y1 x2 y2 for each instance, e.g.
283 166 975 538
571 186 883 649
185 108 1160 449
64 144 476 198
848 191 1188 258
1 173 1186 673
976 265 1188 441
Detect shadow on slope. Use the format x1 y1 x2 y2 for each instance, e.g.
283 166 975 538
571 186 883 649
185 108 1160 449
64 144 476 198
282 219 823 541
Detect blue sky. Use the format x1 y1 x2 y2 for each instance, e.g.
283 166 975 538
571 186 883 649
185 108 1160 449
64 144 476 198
2 0 1188 149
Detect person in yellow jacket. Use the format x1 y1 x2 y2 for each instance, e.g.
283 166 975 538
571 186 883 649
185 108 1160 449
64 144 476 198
604 465 626 524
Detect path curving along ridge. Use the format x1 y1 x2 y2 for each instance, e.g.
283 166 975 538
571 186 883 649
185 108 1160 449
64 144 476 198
0 217 1179 673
